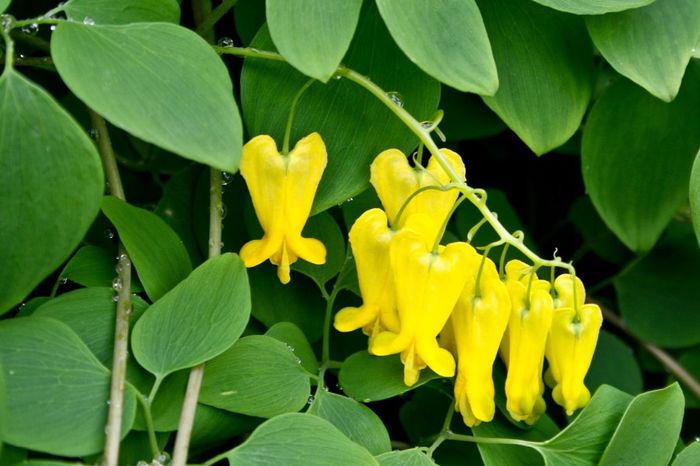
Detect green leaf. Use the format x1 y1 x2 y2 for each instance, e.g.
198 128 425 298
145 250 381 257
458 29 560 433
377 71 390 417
0 317 136 456
568 196 632 265
102 195 192 301
0 0 9 14
117 430 170 466
64 0 180 24
241 4 440 213
291 211 345 286
473 415 555 466
585 331 643 396
614 227 700 347
375 0 497 94
476 0 593 154
0 361 5 453
530 0 655 14
132 253 251 378
586 0 700 102
0 70 103 314
439 87 505 141
265 322 319 374
249 264 325 342
673 442 700 466
51 22 242 172
677 348 700 408
339 351 440 402
599 384 685 465
226 413 379 465
377 449 436 466
190 405 260 457
582 63 700 251
199 335 310 418
265 0 362 81
309 390 391 455
33 287 148 365
60 245 143 291
690 150 700 247
535 385 633 465
132 370 188 432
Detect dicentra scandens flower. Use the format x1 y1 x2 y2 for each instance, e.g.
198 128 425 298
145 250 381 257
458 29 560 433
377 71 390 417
371 214 471 386
451 250 511 426
333 208 399 336
370 148 466 239
239 133 327 284
501 260 553 424
545 274 602 415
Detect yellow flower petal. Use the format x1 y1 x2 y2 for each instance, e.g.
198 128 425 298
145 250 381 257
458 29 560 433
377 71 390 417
239 133 327 283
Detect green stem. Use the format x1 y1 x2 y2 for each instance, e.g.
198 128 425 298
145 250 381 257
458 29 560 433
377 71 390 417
12 18 61 28
432 194 467 254
148 376 164 403
136 393 161 459
282 78 315 154
321 286 340 365
202 449 232 466
426 403 454 458
447 432 539 449
0 23 15 72
196 0 239 36
393 184 459 229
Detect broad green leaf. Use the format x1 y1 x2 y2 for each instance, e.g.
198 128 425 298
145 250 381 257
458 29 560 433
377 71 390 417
266 0 362 81
440 87 505 141
249 265 325 342
234 0 266 45
531 0 655 14
673 442 700 466
226 413 379 465
0 361 5 454
0 0 9 14
339 351 440 402
52 22 242 172
33 287 148 365
190 405 260 457
568 196 632 265
132 253 251 378
600 384 685 465
377 449 436 466
291 211 345 286
0 317 136 456
102 195 192 301
690 150 700 247
585 331 643 396
60 245 144 291
64 0 180 24
614 227 700 347
241 5 440 213
586 0 700 102
309 390 391 455
678 348 700 408
582 63 700 251
265 322 319 374
0 70 103 314
199 335 310 418
535 385 633 465
476 0 593 154
375 0 497 94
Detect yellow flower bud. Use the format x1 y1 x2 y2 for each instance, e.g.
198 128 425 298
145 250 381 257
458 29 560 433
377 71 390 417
370 215 471 386
333 208 399 335
546 274 603 415
451 251 511 426
239 133 327 284
502 260 553 424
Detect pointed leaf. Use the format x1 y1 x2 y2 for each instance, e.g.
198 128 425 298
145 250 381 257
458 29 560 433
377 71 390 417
582 63 700 251
673 442 700 466
132 253 251 378
0 70 103 314
586 0 700 102
266 0 362 81
52 22 242 172
477 0 594 154
376 0 497 94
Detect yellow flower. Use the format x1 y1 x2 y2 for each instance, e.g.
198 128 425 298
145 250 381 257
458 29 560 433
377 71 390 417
333 208 400 336
370 148 466 241
545 274 603 415
501 260 553 424
370 215 471 386
239 133 327 284
451 251 511 426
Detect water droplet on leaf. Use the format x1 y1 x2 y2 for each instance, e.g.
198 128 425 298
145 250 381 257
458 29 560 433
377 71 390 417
83 16 95 25
217 37 234 48
386 91 404 107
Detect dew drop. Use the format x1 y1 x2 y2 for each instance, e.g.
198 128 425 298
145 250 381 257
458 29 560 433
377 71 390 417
346 197 354 203
89 128 98 139
83 16 95 25
307 394 315 405
104 228 115 239
362 398 371 403
220 203 228 219
8 369 15 375
21 23 39 35
218 37 234 48
50 25 57 31
112 295 119 302
1 14 14 30
106 399 111 405
333 73 342 80
286 344 296 353
691 47 697 55
421 121 433 129
136 461 149 466
386 91 404 108
112 277 123 291
60 277 68 285
295 357 302 364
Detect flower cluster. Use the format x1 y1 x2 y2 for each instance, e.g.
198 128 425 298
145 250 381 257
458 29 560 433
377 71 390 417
334 149 603 427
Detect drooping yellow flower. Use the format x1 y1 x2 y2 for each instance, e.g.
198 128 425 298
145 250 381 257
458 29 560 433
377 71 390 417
501 260 553 424
370 148 465 241
545 274 603 415
451 251 511 426
370 214 471 386
333 208 400 336
239 133 327 284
